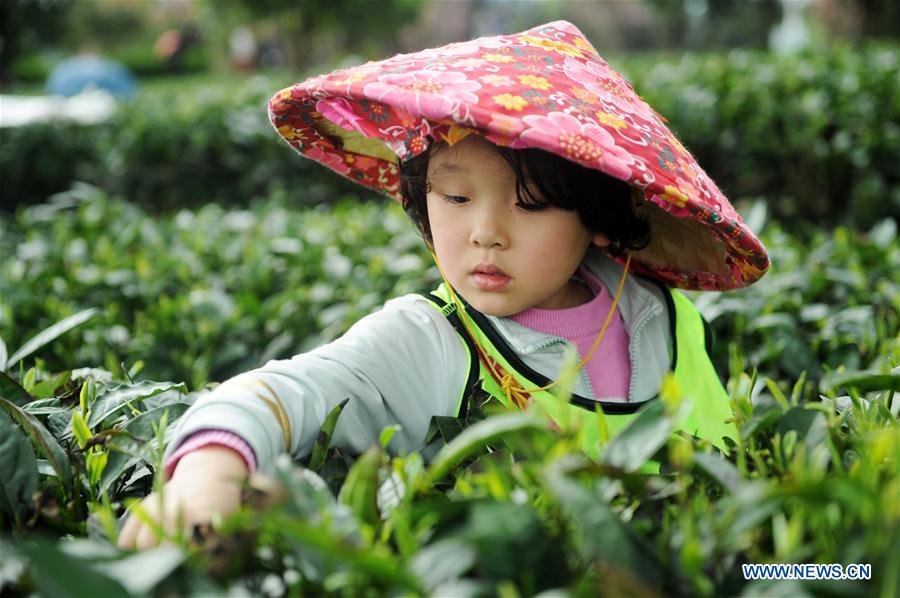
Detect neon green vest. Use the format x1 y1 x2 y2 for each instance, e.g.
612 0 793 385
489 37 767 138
422 282 738 460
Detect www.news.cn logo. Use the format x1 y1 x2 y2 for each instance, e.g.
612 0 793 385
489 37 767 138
742 563 872 580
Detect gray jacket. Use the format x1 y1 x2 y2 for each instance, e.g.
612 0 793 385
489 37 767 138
165 250 673 471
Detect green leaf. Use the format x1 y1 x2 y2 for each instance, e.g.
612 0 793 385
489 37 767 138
268 511 420 591
379 424 401 450
820 369 900 393
93 547 186 596
0 371 34 406
410 538 477 593
544 470 661 588
87 450 108 488
602 400 672 473
338 445 382 526
22 368 36 393
30 370 72 400
765 378 791 410
87 381 188 428
693 452 742 494
22 398 70 416
99 403 189 494
6 308 101 370
0 397 73 492
426 412 547 484
308 397 349 472
0 410 39 525
17 538 128 597
72 410 91 449
776 408 828 451
467 501 569 587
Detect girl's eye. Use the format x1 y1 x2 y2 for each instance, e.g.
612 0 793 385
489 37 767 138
443 194 470 205
516 202 548 213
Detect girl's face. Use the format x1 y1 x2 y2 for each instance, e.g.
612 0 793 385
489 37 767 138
426 135 609 317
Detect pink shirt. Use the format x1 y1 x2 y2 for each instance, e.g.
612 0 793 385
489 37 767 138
510 266 631 401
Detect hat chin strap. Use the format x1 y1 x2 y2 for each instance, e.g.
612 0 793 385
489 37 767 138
429 251 632 409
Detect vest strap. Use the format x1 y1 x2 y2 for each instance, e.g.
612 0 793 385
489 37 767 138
420 292 481 418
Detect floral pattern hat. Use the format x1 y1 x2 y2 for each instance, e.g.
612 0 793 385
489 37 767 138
269 20 769 290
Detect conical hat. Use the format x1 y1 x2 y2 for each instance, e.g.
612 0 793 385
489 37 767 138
268 20 768 290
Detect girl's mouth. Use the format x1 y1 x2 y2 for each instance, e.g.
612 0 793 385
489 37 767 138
471 264 511 290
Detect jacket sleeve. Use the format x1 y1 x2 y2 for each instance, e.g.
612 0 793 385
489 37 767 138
163 295 470 472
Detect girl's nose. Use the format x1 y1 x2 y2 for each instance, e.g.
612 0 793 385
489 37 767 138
469 207 508 249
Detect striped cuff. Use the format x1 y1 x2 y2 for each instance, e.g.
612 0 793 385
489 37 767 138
164 429 258 479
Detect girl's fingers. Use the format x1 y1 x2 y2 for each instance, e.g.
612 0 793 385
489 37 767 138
117 511 141 549
119 494 166 550
134 521 160 550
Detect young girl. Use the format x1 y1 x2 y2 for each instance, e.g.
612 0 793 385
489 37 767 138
119 20 769 549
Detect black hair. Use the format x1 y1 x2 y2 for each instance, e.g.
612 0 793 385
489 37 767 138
399 139 651 255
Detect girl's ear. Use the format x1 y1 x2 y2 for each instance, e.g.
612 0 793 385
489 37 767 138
592 233 610 248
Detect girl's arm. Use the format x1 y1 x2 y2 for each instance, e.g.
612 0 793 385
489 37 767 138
164 294 469 470
120 295 467 549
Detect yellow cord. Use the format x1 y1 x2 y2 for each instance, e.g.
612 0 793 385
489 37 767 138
430 252 632 410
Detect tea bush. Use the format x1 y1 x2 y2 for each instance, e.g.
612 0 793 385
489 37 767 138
0 333 896 595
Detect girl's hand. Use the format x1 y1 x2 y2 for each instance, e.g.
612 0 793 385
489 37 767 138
117 446 249 550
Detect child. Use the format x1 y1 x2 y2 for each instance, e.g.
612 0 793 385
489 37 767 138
119 20 769 549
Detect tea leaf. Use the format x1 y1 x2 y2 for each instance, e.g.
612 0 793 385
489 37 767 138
6 308 101 370
18 538 128 597
0 371 34 406
544 471 661 586
603 400 672 472
87 381 188 428
820 369 900 393
71 410 91 449
0 410 39 525
694 452 742 494
0 397 73 492
308 397 349 472
93 547 186 596
427 412 547 484
338 445 382 526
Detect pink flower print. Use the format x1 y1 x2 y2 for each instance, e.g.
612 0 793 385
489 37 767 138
572 35 598 57
562 58 654 121
410 41 482 63
483 53 515 63
521 35 585 59
488 113 526 139
519 111 633 180
658 176 702 210
480 74 514 87
316 97 364 133
350 155 378 171
277 124 309 144
363 70 481 120
570 86 599 104
550 21 585 36
518 75 552 90
493 93 529 111
455 57 486 69
305 145 351 175
656 144 678 174
595 110 628 131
